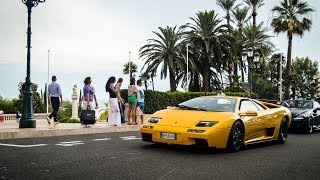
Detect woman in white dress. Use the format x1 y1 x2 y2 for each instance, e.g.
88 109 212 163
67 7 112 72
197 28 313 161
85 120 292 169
105 76 124 126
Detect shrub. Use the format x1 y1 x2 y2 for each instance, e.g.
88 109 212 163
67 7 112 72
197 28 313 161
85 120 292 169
120 90 258 114
58 117 80 123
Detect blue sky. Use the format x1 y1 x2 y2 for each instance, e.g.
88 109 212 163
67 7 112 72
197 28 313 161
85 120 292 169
0 0 319 103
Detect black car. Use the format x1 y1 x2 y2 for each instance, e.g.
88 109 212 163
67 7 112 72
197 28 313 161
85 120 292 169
281 99 320 133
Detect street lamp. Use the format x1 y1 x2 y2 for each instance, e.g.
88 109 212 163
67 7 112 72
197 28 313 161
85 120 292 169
20 0 46 128
242 48 260 93
279 54 286 101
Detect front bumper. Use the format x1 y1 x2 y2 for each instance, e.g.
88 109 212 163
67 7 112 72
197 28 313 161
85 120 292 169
289 118 308 130
140 125 231 149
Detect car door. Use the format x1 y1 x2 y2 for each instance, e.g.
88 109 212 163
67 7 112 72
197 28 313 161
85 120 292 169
239 100 261 141
312 101 320 126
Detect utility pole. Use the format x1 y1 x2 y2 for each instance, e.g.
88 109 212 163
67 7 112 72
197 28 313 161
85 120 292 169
47 49 50 114
129 51 131 78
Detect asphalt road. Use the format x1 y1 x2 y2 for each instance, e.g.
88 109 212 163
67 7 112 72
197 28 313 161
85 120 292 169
0 131 320 180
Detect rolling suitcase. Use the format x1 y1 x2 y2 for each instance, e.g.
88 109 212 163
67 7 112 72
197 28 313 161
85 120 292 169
80 109 96 127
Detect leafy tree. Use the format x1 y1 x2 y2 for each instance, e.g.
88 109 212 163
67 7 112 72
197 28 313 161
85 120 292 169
217 0 237 28
123 61 138 78
140 26 185 92
14 82 46 113
291 57 318 98
271 0 314 99
244 0 265 27
184 10 227 93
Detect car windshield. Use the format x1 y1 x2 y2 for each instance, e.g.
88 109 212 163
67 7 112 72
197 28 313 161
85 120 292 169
178 97 236 112
281 100 313 109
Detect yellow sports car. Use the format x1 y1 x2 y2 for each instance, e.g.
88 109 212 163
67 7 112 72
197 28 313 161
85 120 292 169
140 96 291 152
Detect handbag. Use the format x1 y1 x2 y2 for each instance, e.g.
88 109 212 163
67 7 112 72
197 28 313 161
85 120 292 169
80 108 96 125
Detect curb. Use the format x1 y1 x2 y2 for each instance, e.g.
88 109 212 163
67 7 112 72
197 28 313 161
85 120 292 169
0 125 141 140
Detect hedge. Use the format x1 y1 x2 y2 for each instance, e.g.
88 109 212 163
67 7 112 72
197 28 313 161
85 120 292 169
121 90 258 114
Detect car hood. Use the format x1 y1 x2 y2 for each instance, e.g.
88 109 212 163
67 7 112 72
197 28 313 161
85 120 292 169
290 108 310 117
151 109 236 128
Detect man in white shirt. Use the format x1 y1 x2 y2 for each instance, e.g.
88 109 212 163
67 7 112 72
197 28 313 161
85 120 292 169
217 87 226 96
136 80 145 124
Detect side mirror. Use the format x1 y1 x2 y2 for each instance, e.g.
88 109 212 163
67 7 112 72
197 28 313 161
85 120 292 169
239 111 258 117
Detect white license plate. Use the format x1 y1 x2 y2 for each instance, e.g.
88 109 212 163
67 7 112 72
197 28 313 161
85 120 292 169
160 132 176 140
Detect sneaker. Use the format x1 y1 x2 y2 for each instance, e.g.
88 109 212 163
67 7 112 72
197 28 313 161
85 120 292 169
54 122 59 125
46 117 51 125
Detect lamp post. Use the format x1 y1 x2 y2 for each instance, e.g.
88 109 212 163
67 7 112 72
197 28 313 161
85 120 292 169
279 54 286 101
20 0 46 128
241 48 260 93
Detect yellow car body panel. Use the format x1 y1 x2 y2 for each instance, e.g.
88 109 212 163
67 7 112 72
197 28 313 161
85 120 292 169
140 96 291 149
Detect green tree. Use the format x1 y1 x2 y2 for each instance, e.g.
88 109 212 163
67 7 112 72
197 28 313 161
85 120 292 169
271 0 314 99
184 10 227 93
291 57 318 98
217 0 237 28
140 26 185 92
123 61 138 78
15 82 46 113
244 0 264 27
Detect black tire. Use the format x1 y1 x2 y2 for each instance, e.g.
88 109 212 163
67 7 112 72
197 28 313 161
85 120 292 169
277 118 288 144
226 121 244 152
304 117 313 134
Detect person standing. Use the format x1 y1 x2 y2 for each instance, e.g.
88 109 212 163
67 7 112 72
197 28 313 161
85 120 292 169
216 87 225 96
127 78 138 125
82 77 97 110
90 83 99 120
115 78 125 123
136 79 145 124
105 76 123 126
47 75 62 125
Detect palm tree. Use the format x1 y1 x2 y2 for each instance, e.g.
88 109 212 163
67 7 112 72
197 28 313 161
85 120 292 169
184 10 227 93
242 23 274 53
217 0 237 28
139 26 184 92
232 5 250 33
271 0 314 99
123 61 138 78
244 0 264 27
231 6 249 82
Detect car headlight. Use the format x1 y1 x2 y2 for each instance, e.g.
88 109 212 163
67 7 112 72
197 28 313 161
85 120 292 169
148 117 162 123
293 114 305 121
196 121 218 127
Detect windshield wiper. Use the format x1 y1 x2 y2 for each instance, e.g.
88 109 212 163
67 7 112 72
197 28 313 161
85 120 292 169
177 104 207 111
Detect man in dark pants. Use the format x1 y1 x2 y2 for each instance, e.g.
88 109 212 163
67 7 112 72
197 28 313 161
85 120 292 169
47 76 62 126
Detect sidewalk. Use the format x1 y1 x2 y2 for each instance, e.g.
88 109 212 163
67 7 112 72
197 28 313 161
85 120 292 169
0 114 151 140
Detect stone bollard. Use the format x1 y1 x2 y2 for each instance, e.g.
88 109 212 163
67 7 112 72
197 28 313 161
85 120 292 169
71 85 79 120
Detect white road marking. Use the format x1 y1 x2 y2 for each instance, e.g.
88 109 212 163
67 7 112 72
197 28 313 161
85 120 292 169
119 136 142 140
59 141 82 143
55 141 84 147
93 138 111 141
0 143 47 148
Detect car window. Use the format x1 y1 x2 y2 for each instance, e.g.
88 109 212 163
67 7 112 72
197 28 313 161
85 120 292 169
252 101 265 111
179 97 236 112
240 100 259 112
313 101 320 109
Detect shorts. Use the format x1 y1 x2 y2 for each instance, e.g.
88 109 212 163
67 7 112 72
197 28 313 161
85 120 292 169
128 96 137 104
137 102 144 109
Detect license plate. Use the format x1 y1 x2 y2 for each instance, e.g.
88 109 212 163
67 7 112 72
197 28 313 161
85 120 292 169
160 132 176 140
